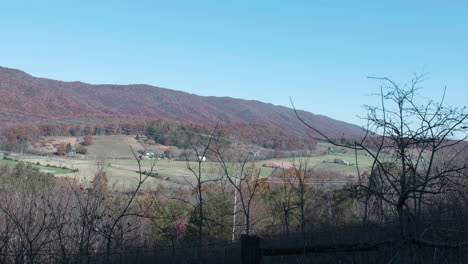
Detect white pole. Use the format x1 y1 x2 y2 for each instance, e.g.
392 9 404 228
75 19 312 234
231 177 238 242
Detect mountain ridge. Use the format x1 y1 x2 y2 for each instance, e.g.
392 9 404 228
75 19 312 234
0 66 365 138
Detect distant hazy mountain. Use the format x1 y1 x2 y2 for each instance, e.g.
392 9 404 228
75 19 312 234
0 66 364 138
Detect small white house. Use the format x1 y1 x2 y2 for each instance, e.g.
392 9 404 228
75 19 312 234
334 159 351 166
141 151 156 160
249 151 260 157
198 156 207 162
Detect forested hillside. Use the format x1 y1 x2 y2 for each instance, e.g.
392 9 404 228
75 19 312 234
0 66 364 138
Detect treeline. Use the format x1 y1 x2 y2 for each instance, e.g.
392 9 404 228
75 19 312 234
0 120 317 152
0 160 362 263
0 150 466 264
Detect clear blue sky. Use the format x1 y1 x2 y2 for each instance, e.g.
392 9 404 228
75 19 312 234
1 1 467 126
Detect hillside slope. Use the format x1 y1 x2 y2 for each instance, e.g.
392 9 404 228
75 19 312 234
0 66 364 138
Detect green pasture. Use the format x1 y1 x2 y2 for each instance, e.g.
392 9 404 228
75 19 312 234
7 141 376 191
260 151 375 174
19 156 177 191
0 158 73 175
16 155 275 190
109 159 275 181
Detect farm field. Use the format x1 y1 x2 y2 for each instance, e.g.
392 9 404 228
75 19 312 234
16 156 172 191
8 140 376 191
0 158 73 175
12 153 371 190
260 151 374 174
110 159 275 178
86 135 145 159
12 154 278 190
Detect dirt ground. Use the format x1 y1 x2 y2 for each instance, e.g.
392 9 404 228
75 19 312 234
33 135 146 158
33 136 81 153
86 135 145 159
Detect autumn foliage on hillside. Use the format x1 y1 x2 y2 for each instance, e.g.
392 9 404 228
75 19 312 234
0 66 365 139
0 119 317 152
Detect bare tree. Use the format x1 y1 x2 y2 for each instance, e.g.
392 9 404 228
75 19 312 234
269 168 296 237
294 74 468 259
136 186 189 257
100 149 154 263
0 165 56 264
211 145 269 237
181 123 219 261
287 156 317 234
75 178 111 262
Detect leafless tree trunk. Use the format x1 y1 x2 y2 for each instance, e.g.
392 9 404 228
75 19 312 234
211 144 269 237
293 74 468 261
270 168 295 237
182 123 219 262
101 149 153 264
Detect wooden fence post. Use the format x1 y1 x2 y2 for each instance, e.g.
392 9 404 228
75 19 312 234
241 235 261 264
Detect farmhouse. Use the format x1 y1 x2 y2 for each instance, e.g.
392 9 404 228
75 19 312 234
334 159 352 166
249 151 260 157
141 151 156 159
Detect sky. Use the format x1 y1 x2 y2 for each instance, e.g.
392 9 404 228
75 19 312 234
1 0 467 127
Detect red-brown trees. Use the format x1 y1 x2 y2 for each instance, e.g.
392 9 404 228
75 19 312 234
56 143 67 156
83 135 93 146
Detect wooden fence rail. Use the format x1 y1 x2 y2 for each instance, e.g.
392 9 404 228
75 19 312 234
240 235 468 264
